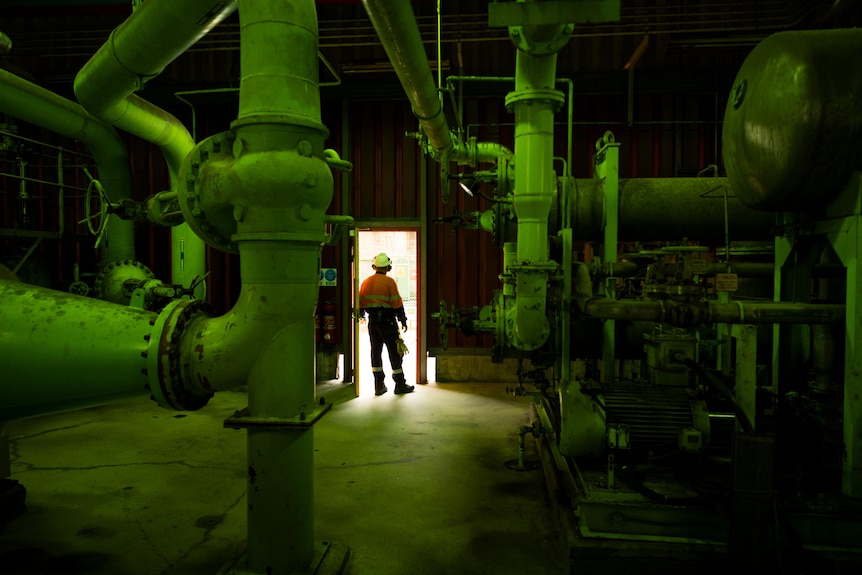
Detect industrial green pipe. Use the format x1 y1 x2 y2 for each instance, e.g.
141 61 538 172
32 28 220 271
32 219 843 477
73 0 232 292
505 18 571 351
0 30 12 55
578 297 846 326
0 68 136 263
569 177 775 242
361 0 453 158
140 1 332 572
0 279 155 421
230 1 330 568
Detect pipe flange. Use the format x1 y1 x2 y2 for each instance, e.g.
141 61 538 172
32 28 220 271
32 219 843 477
177 131 239 254
147 298 214 411
94 259 155 304
505 88 564 113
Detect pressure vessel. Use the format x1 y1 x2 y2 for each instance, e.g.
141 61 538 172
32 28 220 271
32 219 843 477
722 30 862 211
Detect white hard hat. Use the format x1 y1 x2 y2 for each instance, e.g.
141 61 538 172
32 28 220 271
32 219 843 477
373 253 391 268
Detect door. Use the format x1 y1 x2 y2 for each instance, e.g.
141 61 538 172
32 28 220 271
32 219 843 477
354 229 419 396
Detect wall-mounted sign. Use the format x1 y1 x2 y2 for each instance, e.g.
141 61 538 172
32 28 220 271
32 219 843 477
319 268 337 286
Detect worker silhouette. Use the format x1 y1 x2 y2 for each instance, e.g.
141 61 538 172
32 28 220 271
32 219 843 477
359 253 414 395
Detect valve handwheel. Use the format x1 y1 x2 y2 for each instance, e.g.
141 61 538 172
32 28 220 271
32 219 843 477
77 167 111 249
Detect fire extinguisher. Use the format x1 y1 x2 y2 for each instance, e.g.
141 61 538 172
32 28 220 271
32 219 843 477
314 305 322 342
322 300 336 343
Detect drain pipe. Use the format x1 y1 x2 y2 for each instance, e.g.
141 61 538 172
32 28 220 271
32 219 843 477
505 17 572 351
0 69 135 263
73 0 235 291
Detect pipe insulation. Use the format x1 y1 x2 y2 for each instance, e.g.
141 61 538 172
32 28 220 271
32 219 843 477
0 68 135 263
0 279 155 421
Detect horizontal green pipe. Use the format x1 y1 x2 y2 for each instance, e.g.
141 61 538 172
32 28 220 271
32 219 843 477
570 177 775 242
0 280 156 421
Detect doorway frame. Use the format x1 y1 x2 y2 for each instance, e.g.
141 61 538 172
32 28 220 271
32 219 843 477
350 219 426 396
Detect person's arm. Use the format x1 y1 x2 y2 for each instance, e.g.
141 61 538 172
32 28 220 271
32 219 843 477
389 278 407 329
395 305 407 329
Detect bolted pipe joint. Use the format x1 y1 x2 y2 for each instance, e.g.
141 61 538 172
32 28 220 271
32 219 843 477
229 131 333 242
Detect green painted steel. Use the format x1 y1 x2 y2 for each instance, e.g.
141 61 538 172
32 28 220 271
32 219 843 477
73 0 229 289
505 20 570 351
0 279 155 421
0 68 136 263
190 1 328 572
595 135 619 383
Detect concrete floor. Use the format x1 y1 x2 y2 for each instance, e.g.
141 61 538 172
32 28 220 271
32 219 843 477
0 380 568 575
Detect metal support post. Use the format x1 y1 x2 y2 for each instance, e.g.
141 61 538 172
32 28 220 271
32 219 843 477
819 208 862 496
596 133 619 383
732 324 757 431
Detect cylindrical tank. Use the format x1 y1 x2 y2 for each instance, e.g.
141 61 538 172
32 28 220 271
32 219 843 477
722 30 862 211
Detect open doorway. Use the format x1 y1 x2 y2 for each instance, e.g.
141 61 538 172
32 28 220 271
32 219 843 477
354 229 418 397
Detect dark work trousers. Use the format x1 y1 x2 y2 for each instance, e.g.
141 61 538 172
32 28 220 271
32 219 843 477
368 312 404 384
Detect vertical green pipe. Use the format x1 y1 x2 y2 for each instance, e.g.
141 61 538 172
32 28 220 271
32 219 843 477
506 38 563 350
599 140 619 383
231 0 330 571
0 69 136 263
0 280 155 421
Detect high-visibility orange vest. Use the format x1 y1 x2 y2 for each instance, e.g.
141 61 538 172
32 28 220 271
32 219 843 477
359 273 403 310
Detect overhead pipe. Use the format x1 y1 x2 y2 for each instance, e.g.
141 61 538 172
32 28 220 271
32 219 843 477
360 0 510 169
361 0 453 157
0 69 135 263
73 0 235 292
0 279 155 421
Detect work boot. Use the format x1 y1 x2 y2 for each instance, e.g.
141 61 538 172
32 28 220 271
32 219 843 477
393 374 414 395
374 372 387 396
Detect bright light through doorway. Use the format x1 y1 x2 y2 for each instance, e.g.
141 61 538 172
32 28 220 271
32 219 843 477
356 230 419 396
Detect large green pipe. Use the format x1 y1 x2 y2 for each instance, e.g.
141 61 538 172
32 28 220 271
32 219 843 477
506 19 570 351
142 1 331 572
0 279 155 421
73 0 233 291
569 177 775 242
0 68 135 263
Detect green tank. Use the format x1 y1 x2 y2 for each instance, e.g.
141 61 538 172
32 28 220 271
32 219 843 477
722 30 862 211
